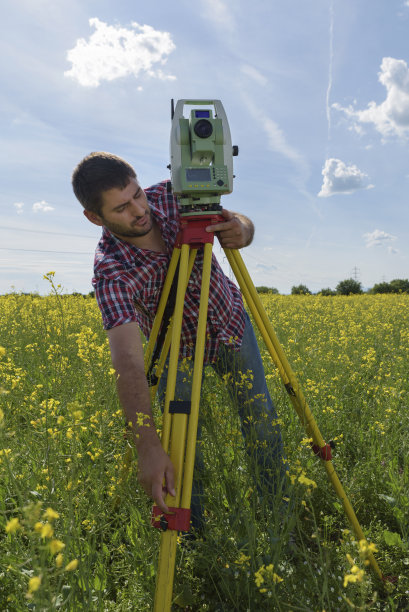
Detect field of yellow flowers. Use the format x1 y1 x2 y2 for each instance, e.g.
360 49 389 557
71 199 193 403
1 279 408 610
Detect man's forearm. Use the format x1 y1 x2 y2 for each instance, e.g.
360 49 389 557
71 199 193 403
113 358 158 448
107 322 161 448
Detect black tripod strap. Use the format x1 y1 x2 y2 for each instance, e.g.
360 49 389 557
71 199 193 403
146 260 180 387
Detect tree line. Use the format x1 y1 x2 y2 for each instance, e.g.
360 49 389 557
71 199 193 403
256 278 409 296
4 279 409 299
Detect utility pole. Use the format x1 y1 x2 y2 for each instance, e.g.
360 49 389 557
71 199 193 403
352 266 360 282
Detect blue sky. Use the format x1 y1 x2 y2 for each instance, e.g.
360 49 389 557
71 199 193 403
2 0 409 294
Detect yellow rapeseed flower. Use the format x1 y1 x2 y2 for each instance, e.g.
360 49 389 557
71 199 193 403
254 567 265 587
254 563 283 590
56 553 64 568
5 517 21 534
40 523 54 539
27 575 42 593
49 539 65 554
235 552 251 566
343 550 366 587
358 539 378 556
65 559 79 571
343 565 365 587
43 507 60 521
298 473 317 489
265 564 283 584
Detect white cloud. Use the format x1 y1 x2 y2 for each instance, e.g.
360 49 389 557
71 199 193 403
13 202 24 214
263 116 304 166
318 158 374 197
363 229 397 248
33 201 54 213
241 94 306 170
333 57 409 139
64 18 176 87
201 0 236 34
205 0 230 22
240 64 268 86
256 263 278 272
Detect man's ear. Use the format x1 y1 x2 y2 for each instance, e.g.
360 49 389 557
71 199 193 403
83 209 103 227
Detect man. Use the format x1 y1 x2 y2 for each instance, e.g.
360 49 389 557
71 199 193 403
72 151 286 527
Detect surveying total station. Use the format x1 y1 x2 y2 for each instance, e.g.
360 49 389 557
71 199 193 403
169 98 237 212
142 99 384 611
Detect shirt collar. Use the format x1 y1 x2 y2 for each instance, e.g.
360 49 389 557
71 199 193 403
101 226 137 262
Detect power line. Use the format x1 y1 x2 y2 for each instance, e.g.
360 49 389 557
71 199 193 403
0 225 96 239
0 247 91 255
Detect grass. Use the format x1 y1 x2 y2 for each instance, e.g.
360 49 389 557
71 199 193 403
0 278 408 610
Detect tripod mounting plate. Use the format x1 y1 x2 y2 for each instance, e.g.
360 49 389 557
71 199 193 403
175 214 223 248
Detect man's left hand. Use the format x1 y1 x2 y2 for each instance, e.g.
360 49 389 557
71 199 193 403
205 209 254 249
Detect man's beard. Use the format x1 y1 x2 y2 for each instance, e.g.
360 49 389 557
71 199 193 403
102 211 153 239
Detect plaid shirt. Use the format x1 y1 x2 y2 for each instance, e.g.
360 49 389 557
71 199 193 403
92 181 245 363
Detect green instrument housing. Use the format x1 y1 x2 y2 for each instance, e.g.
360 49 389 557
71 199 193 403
169 99 237 215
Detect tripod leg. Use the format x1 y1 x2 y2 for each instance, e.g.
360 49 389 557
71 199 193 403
154 243 191 611
144 246 181 373
224 248 309 426
147 248 198 404
181 242 213 509
223 248 383 582
154 242 214 611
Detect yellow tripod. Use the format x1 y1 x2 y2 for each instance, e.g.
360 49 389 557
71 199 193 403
144 214 383 611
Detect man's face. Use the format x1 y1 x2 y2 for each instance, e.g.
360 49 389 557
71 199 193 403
88 177 153 240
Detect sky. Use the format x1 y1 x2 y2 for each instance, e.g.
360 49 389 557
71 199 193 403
1 0 409 295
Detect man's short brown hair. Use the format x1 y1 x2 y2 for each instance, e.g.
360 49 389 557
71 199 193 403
72 152 137 215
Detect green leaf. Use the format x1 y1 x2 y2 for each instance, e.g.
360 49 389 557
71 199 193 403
383 530 404 549
173 585 195 608
94 573 107 590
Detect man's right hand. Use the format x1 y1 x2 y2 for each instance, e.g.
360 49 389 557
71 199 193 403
136 432 176 513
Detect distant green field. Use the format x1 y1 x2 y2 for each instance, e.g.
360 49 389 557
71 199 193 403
1 286 408 610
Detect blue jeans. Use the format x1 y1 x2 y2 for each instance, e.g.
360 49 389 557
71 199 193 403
158 311 287 531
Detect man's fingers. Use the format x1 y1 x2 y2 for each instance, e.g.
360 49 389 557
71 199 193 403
165 464 176 498
151 481 170 514
149 461 176 514
220 208 233 220
205 208 233 233
206 223 222 233
206 220 235 233
137 449 176 514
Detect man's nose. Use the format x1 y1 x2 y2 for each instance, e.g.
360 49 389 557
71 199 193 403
130 199 145 215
